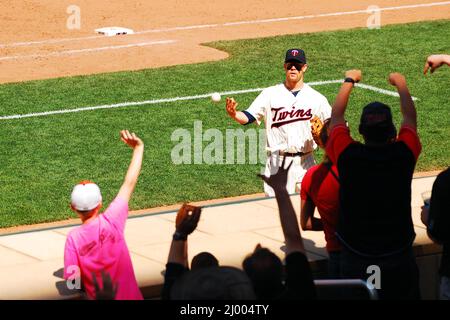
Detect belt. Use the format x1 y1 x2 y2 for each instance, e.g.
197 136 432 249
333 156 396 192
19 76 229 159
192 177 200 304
268 151 312 157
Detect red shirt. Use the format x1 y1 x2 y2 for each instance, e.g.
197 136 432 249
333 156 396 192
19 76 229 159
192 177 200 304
326 124 421 164
301 163 341 252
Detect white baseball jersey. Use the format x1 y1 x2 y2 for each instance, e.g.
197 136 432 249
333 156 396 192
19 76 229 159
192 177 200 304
245 83 331 153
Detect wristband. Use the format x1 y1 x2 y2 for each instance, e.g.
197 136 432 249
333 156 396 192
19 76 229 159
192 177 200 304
173 231 187 241
344 77 356 84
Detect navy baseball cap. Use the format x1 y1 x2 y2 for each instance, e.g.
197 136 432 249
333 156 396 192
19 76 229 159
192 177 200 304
359 101 397 143
360 102 393 126
285 48 306 64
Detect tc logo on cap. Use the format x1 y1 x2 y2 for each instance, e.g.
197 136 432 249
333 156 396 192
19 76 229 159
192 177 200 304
291 50 299 56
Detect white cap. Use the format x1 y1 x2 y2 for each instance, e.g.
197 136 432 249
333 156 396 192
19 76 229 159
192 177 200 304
71 181 102 211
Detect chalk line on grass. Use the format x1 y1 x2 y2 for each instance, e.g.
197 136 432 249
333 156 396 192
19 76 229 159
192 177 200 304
0 80 418 120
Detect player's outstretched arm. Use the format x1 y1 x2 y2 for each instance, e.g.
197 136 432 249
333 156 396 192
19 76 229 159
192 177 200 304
330 70 362 129
258 157 305 255
424 54 450 74
116 130 144 203
388 73 416 129
226 97 249 125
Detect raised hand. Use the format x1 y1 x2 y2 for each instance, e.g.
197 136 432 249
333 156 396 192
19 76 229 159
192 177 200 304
120 130 144 149
92 271 118 300
345 69 362 83
258 156 293 192
388 72 407 87
424 54 450 74
175 203 202 237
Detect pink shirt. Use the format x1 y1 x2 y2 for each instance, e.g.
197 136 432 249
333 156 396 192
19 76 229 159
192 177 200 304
64 196 143 300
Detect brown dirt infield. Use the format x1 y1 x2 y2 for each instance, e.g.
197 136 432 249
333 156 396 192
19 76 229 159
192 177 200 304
1 0 449 83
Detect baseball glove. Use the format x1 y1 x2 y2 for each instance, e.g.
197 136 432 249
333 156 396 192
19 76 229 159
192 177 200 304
310 116 325 148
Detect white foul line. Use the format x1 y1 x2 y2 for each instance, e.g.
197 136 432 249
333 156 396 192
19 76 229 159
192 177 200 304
355 83 418 99
221 1 450 26
0 40 176 61
1 1 449 48
0 80 418 120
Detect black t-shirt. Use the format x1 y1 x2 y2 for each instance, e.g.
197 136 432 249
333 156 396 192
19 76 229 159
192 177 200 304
428 167 450 277
336 141 417 256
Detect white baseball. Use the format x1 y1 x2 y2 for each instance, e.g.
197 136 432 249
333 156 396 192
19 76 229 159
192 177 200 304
211 92 221 103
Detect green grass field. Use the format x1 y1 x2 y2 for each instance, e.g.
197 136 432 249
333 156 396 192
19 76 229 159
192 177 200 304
0 20 449 228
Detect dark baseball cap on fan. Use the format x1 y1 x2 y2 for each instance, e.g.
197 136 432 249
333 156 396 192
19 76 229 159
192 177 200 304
359 101 397 143
285 48 306 64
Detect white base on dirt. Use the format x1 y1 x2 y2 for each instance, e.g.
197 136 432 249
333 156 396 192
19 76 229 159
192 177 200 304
95 27 135 36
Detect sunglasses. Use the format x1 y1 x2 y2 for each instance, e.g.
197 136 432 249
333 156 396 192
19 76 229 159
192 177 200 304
286 62 304 71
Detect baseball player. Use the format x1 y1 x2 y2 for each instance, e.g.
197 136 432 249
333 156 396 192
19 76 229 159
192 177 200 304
226 49 331 196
